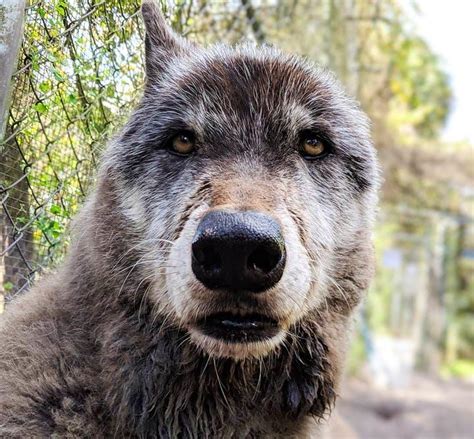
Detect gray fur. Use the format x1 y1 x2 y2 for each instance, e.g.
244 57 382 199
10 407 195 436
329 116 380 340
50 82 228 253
0 1 379 437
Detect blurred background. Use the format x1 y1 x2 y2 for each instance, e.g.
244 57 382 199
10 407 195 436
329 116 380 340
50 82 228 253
0 1 473 437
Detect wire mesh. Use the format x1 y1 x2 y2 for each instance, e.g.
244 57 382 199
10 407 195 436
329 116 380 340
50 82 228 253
1 1 143 302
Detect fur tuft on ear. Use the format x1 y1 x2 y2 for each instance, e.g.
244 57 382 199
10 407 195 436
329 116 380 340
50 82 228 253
141 0 187 80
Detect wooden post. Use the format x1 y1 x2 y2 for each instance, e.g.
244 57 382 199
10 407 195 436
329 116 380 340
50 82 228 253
0 0 26 137
0 0 26 311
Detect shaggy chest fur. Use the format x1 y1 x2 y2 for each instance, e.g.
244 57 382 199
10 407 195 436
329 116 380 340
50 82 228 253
100 310 337 438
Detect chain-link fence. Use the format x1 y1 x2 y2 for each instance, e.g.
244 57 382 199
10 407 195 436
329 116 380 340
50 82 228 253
0 0 275 305
1 0 144 304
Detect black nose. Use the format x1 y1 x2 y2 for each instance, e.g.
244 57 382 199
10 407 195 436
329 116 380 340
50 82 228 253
191 210 286 293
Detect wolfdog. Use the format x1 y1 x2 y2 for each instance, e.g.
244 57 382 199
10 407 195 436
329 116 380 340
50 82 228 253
0 0 378 437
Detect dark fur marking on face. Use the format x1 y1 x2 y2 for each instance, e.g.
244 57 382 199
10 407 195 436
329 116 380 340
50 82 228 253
343 154 373 192
287 206 309 249
172 179 212 241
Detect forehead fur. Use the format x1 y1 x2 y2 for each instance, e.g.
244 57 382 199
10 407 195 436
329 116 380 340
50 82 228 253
147 44 363 129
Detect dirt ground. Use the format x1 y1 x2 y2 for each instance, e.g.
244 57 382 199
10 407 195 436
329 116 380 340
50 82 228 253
331 374 474 439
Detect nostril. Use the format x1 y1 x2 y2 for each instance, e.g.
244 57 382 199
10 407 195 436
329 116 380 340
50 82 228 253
247 244 282 274
193 244 222 272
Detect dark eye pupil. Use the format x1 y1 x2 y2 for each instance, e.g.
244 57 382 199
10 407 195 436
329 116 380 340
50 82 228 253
306 137 319 145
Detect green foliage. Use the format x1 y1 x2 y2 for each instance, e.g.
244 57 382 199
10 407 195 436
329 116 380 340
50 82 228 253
442 359 474 379
388 37 452 139
2 282 14 293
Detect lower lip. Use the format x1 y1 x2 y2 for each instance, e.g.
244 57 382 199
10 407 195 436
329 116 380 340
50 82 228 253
195 313 280 343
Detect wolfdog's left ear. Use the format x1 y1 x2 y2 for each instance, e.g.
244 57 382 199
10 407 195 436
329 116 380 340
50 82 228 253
141 0 189 81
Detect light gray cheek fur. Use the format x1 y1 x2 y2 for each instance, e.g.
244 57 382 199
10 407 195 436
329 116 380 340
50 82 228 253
291 200 335 311
119 177 196 318
273 205 312 321
288 165 375 310
119 182 149 231
164 203 210 323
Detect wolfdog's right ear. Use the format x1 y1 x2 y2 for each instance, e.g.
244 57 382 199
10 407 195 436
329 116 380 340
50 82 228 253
141 0 189 81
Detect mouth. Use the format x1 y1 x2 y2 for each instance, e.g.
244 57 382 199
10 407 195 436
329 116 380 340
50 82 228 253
194 312 280 343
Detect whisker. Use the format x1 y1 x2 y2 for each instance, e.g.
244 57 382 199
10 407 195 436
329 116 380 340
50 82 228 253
213 358 234 416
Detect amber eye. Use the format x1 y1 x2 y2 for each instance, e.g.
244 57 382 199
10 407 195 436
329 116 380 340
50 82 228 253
169 132 196 156
300 133 327 159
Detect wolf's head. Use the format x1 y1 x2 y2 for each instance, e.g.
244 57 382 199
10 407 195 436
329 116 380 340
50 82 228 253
101 0 379 360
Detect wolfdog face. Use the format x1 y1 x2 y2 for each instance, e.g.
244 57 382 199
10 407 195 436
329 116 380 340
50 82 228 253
105 0 378 360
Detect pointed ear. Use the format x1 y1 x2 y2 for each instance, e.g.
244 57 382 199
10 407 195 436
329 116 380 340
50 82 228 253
141 0 187 80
